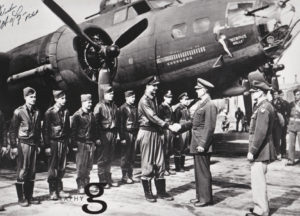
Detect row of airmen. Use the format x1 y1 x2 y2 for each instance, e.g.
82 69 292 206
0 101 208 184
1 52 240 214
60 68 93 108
0 73 299 216
0 78 193 208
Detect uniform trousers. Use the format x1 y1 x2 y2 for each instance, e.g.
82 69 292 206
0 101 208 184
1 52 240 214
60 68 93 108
193 154 212 203
174 131 191 156
288 131 300 161
17 142 37 182
48 140 67 184
251 162 269 216
120 131 137 177
136 129 165 180
76 141 95 187
162 129 174 171
96 131 117 176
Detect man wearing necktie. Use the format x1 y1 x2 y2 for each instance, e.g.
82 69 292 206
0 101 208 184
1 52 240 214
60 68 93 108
10 87 42 207
43 90 71 200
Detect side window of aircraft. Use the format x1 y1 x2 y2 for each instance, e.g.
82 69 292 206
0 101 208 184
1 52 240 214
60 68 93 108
193 18 210 34
171 23 187 39
113 8 127 24
226 2 255 27
128 1 151 20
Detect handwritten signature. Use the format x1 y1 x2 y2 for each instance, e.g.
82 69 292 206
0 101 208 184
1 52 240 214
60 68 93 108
0 3 39 30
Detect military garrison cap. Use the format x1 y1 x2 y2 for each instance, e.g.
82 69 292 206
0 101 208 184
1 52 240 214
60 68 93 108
53 90 65 99
194 78 214 89
147 76 160 86
125 90 134 98
248 71 271 91
81 94 92 102
293 88 300 95
178 92 188 100
23 87 36 98
164 90 173 98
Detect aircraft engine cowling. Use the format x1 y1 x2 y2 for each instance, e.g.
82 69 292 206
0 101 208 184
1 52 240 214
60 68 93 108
48 23 117 92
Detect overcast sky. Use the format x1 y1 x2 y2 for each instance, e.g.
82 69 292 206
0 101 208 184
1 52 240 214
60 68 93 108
0 0 299 86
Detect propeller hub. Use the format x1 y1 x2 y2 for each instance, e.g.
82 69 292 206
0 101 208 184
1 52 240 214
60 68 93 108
106 45 120 59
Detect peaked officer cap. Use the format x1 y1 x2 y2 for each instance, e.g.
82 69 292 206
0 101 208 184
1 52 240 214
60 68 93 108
125 90 134 98
248 71 271 91
195 78 214 89
147 76 160 86
53 90 65 99
81 94 92 102
23 87 36 98
178 92 188 100
164 90 173 98
293 88 300 95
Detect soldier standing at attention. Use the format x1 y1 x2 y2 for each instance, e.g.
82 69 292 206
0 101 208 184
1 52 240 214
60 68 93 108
286 89 300 166
10 87 41 207
159 90 176 176
94 86 119 189
43 90 71 200
180 78 217 207
136 76 180 203
0 109 7 211
119 90 139 184
173 92 192 172
71 94 100 194
245 72 277 216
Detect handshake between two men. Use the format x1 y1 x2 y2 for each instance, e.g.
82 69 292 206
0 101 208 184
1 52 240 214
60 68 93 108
168 123 182 133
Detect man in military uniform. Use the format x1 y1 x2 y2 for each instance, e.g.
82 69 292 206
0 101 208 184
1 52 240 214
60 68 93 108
71 94 100 194
136 76 179 202
94 86 119 189
10 87 41 207
159 90 176 176
180 78 217 207
0 109 7 211
173 92 191 172
272 90 290 158
119 90 139 184
286 89 300 166
43 90 71 200
245 71 277 216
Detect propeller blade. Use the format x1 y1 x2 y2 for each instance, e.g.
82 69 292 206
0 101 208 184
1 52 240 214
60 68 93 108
42 0 99 48
114 19 148 49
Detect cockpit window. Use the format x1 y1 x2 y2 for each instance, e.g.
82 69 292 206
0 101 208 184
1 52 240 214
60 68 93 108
149 0 174 9
171 23 187 39
113 8 127 24
226 2 255 27
193 18 210 34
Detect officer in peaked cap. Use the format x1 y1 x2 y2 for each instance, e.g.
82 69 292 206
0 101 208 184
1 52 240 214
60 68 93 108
147 76 160 86
177 77 217 207
119 90 139 184
158 90 176 176
43 90 70 200
245 71 276 216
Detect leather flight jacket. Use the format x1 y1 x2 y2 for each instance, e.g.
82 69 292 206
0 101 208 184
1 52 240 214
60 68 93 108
43 106 70 148
138 94 168 132
9 105 41 148
94 101 118 131
119 103 139 139
71 109 98 146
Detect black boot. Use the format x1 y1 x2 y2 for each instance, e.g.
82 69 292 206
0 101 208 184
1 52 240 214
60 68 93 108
57 180 70 198
141 179 156 202
154 178 174 201
48 181 58 200
25 181 40 205
107 173 119 187
98 174 109 189
181 156 188 171
15 183 29 207
0 205 4 211
76 178 84 194
174 156 184 172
